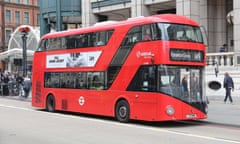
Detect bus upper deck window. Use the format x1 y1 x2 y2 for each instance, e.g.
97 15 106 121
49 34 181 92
37 40 46 51
143 28 152 41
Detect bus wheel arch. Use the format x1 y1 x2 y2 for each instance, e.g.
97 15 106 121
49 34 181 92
46 94 55 112
115 99 130 123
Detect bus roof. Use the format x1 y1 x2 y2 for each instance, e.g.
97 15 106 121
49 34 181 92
41 14 199 39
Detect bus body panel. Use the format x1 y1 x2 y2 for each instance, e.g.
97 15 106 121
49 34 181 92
32 52 46 108
32 14 207 122
34 87 206 121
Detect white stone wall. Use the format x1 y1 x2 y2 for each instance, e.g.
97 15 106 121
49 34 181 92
233 0 240 61
176 0 200 22
206 66 240 98
131 0 150 17
82 0 97 27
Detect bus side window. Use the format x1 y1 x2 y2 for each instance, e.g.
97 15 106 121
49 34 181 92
75 72 87 89
127 66 156 92
143 25 152 41
152 24 162 40
88 72 105 90
37 39 46 51
75 35 84 48
61 37 67 49
122 37 130 46
95 31 106 46
66 36 73 49
123 26 141 45
107 30 113 42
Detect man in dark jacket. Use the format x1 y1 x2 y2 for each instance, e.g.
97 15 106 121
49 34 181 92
16 73 24 97
23 76 31 98
223 72 234 104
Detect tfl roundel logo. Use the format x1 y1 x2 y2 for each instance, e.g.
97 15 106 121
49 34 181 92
78 96 85 106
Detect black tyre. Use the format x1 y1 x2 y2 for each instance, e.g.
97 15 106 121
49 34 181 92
115 100 130 123
46 95 55 112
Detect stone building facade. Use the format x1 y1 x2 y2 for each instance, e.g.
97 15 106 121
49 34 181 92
0 0 40 71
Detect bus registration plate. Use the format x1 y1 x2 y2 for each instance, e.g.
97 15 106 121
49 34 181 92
186 114 197 118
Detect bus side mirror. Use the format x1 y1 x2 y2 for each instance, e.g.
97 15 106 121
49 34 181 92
208 81 221 90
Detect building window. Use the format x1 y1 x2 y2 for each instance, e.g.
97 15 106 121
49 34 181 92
24 0 29 5
5 30 12 43
15 0 20 3
37 14 40 25
5 10 11 23
15 11 20 24
5 0 10 2
37 0 40 6
24 12 29 24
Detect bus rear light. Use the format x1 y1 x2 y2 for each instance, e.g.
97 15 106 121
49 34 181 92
166 105 175 116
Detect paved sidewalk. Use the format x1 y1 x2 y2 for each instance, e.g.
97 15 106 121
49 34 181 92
206 96 240 126
0 95 31 102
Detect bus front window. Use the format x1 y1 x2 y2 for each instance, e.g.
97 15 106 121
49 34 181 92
158 65 203 103
158 23 203 43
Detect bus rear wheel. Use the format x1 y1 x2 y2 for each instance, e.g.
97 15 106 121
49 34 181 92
46 95 55 112
115 100 130 123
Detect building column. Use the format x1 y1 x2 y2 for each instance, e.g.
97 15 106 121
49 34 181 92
176 0 201 22
199 0 209 51
56 0 62 31
131 0 150 17
207 0 227 53
233 0 240 65
81 0 97 27
177 0 228 53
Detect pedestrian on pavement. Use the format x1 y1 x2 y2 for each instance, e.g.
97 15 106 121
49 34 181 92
223 72 234 104
219 44 227 52
2 72 10 96
16 73 24 97
23 76 31 98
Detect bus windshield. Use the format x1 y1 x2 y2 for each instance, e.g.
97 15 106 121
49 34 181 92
128 65 205 103
158 23 203 43
158 65 204 103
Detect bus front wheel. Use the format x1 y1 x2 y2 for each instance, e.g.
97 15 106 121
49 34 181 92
46 95 55 112
115 100 130 123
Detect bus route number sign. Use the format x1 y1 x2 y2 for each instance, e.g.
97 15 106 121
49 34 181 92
170 48 203 62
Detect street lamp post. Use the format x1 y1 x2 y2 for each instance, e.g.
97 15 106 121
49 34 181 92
19 26 30 77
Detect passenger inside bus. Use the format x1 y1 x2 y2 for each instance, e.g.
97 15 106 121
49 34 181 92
79 37 88 48
96 40 105 46
181 75 189 97
91 75 103 90
179 31 190 40
76 79 87 89
143 28 152 41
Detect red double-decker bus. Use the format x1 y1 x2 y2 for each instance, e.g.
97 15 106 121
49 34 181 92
32 14 207 122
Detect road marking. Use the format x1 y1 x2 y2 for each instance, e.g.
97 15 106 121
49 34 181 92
1 103 240 144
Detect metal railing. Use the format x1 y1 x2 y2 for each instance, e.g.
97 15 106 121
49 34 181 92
206 52 234 66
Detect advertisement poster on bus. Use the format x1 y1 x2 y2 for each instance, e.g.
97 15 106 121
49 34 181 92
46 51 102 68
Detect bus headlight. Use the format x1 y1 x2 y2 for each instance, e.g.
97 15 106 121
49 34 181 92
166 105 175 116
